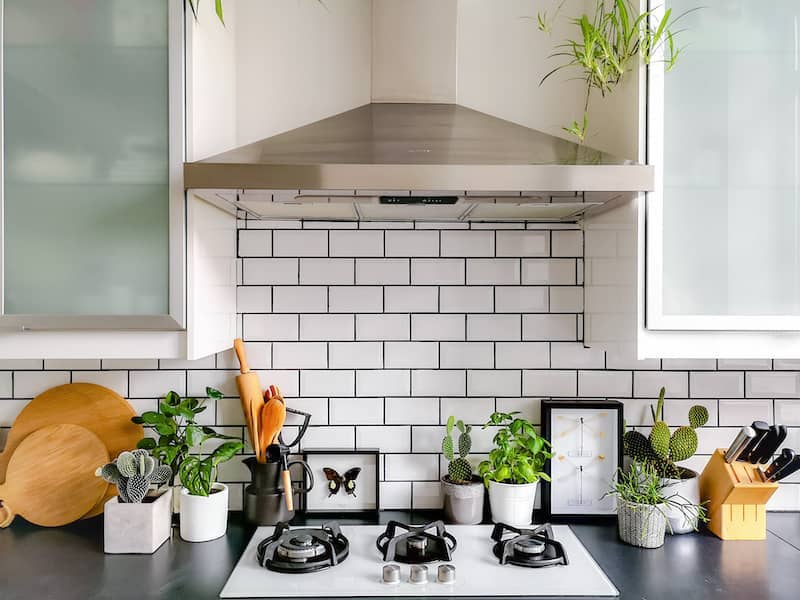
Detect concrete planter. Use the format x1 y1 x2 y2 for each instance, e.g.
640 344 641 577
441 476 484 524
661 469 701 534
104 489 172 554
617 499 667 548
179 483 229 542
487 480 539 527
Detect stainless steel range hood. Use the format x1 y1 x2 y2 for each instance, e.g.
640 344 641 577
186 103 650 222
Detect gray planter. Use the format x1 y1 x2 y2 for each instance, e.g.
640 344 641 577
104 489 172 554
442 476 484 524
617 499 667 548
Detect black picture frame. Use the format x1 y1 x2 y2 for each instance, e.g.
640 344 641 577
540 399 623 522
301 448 380 515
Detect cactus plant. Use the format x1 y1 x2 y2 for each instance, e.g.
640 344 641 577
97 450 172 503
442 416 475 484
623 387 708 479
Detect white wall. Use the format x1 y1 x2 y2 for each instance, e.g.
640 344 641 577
234 0 372 147
371 0 458 103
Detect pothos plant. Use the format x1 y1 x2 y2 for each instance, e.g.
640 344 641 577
133 387 240 486
538 0 691 143
478 412 553 486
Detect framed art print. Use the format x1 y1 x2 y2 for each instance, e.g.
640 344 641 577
541 400 623 521
302 449 379 514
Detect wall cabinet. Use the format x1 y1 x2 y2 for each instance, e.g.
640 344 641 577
0 0 235 359
586 0 800 358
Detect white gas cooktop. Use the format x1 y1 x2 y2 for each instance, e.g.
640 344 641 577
220 524 618 598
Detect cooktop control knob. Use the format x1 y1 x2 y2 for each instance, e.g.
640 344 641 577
438 563 456 584
409 564 428 584
381 564 400 585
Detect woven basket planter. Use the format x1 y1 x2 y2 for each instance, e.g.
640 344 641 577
617 499 668 548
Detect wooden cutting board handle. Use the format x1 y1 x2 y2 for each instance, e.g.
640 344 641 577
0 502 13 528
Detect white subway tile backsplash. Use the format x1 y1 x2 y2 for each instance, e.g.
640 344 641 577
550 343 604 369
356 259 409 285
300 314 354 341
0 400 28 426
468 370 521 397
330 397 384 425
0 372 12 398
329 286 383 313
385 286 437 312
356 314 410 341
300 258 353 284
522 370 577 397
496 397 541 423
440 397 494 424
238 230 271 257
129 370 185 398
300 370 354 397
441 231 494 257
551 230 582 257
236 286 271 313
272 286 327 313
466 259 520 285
273 230 328 257
301 426 355 450
385 454 439 481
522 259 575 285
440 342 493 369
244 314 298 341
357 370 410 397
549 287 583 313
718 400 773 426
718 359 772 370
663 359 716 370
690 372 744 398
386 231 439 257
385 342 438 369
495 287 548 313
260 370 300 397
440 287 493 313
413 370 465 397
380 482 412 509
467 315 521 341
411 259 465 285
495 342 550 369
329 342 383 369
774 359 800 370
243 258 298 285
633 371 689 398
72 371 128 396
44 359 101 370
496 231 549 257
357 426 411 452
273 343 327 369
411 426 446 452
385 397 440 424
578 370 631 397
775 400 800 425
411 314 465 341
330 230 383 257
523 314 577 341
746 372 800 398
186 370 238 397
413 481 445 509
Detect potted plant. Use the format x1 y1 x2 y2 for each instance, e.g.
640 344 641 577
623 387 708 533
478 411 552 527
178 434 243 542
440 416 484 524
606 461 670 548
97 450 172 554
132 387 236 512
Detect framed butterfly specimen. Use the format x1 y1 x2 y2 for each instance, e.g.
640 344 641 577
541 400 623 521
302 449 379 514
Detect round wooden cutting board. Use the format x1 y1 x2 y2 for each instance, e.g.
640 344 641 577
0 424 109 528
0 383 143 518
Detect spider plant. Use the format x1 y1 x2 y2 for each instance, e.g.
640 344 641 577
539 0 692 143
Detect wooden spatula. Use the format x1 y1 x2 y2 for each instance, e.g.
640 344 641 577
260 385 292 510
233 339 264 462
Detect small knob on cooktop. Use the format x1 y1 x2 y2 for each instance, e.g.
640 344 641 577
409 564 429 585
438 563 456 584
382 564 400 585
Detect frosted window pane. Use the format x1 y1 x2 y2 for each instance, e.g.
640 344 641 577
3 0 169 315
662 1 800 316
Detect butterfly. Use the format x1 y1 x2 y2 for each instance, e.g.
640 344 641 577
322 467 362 497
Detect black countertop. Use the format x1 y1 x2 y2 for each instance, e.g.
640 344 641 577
1 511 799 600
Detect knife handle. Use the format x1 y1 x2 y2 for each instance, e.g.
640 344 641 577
765 448 794 479
739 421 770 462
725 426 756 463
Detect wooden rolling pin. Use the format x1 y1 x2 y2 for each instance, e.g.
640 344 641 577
234 339 264 462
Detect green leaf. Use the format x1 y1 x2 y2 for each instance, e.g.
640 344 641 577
165 391 181 407
136 437 157 450
206 387 223 400
446 415 455 435
210 441 244 466
215 0 224 24
140 412 166 425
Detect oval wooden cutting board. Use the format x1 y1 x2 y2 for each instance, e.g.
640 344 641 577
0 424 109 527
0 383 143 518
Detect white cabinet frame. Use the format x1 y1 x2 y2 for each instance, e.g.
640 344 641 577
644 1 800 332
0 0 186 332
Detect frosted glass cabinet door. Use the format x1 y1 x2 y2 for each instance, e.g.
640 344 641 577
1 0 181 324
646 1 800 330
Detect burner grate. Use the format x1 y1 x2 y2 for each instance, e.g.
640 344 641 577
491 523 569 568
257 521 349 573
376 520 457 563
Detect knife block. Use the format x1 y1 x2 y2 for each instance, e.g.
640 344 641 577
698 449 778 540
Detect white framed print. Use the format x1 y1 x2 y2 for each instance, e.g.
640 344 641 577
541 400 623 521
302 449 379 514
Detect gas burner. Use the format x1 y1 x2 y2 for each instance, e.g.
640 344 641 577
257 522 349 573
376 520 457 564
491 523 569 568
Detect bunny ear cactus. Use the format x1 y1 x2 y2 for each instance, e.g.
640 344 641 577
442 416 474 484
97 450 172 504
622 387 708 479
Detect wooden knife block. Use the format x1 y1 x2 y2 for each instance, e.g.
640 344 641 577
698 449 778 540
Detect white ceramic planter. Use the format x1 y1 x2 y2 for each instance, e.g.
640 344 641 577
104 490 172 554
487 480 539 527
441 477 485 524
179 483 229 542
661 469 701 534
